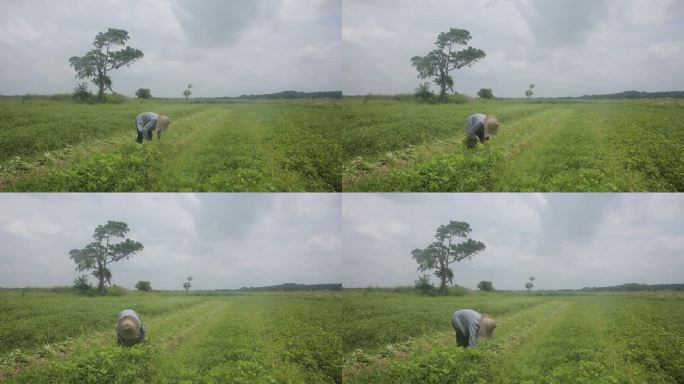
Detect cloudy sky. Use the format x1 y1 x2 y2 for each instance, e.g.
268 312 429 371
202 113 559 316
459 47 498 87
0 0 340 97
343 0 684 97
0 194 341 290
342 193 684 290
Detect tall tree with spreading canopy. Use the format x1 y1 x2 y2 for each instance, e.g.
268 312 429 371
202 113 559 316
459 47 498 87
411 220 486 293
411 28 486 102
69 28 143 100
69 220 143 293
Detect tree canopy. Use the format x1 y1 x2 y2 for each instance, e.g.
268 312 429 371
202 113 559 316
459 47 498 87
69 220 143 293
69 28 143 100
411 220 486 293
411 28 485 102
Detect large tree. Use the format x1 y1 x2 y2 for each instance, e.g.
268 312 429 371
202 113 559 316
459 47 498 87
411 28 486 102
69 28 143 100
411 220 486 293
69 220 143 293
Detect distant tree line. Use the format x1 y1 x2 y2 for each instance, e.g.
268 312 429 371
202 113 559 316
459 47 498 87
234 283 343 292
579 283 684 292
234 91 342 100
578 90 684 99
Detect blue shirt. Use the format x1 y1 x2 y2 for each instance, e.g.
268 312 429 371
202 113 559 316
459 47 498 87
464 114 487 141
451 309 481 347
136 112 159 133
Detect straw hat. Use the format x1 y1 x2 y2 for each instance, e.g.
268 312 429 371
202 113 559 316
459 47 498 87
116 316 141 340
483 115 500 137
478 314 497 339
156 114 171 132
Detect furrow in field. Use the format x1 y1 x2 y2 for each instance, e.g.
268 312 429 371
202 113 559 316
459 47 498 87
2 299 227 382
344 107 567 191
0 107 225 190
344 299 569 382
152 298 315 383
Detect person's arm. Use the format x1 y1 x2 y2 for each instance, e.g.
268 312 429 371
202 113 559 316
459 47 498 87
468 323 479 346
139 323 146 342
156 128 162 140
142 119 157 133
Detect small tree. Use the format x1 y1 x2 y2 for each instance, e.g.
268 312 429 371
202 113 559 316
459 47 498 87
183 276 193 292
415 274 435 295
477 280 494 292
72 83 93 102
69 220 144 293
135 281 152 291
69 28 144 100
414 82 434 103
411 220 486 293
73 275 92 294
135 88 152 99
477 88 493 99
525 84 535 100
411 28 486 102
183 84 193 99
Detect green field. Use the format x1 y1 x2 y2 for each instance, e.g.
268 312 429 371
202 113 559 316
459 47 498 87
0 98 342 191
341 290 684 384
342 98 684 191
0 290 342 383
2 289 682 383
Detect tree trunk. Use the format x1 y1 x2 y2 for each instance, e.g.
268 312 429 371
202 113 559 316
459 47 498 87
97 260 106 293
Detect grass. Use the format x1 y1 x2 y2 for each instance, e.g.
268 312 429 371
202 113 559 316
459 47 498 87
341 290 684 384
342 98 684 191
0 290 342 383
2 289 682 383
0 98 342 191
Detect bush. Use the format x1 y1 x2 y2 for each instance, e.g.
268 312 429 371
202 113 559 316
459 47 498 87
477 88 494 99
135 88 152 99
478 281 494 292
72 83 93 102
135 281 152 292
415 275 434 295
414 83 434 103
72 275 92 294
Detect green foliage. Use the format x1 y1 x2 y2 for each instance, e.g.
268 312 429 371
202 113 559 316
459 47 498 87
412 221 485 292
411 28 486 101
135 281 151 292
69 28 143 100
478 281 494 292
69 220 143 292
414 83 434 103
0 99 342 191
477 88 493 99
72 275 92 294
342 98 684 191
72 83 93 102
135 88 152 99
344 292 684 384
414 275 435 295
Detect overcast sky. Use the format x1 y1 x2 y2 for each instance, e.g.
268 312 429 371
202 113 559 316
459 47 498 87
0 0 340 97
342 193 684 290
343 0 684 97
0 194 341 290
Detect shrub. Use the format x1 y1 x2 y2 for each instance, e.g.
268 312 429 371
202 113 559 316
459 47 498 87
72 83 93 102
478 281 494 292
477 88 494 99
135 281 152 292
415 275 434 295
72 275 92 294
135 88 152 99
415 83 434 103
